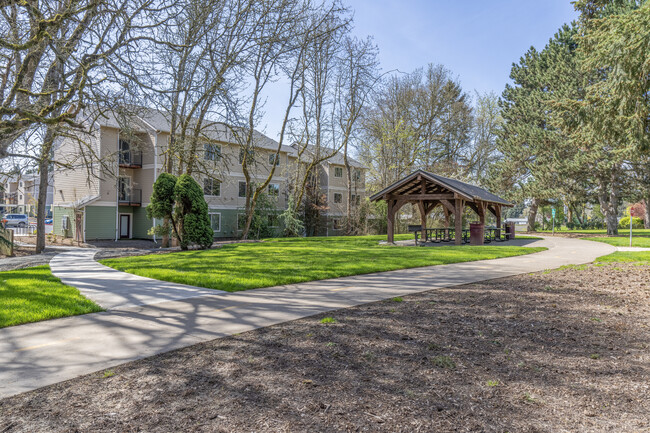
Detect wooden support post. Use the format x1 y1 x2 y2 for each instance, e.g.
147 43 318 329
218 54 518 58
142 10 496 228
387 199 395 243
419 178 427 242
418 201 426 242
454 198 464 245
496 204 502 231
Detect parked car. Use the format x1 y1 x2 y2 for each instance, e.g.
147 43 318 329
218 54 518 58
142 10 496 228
45 218 53 225
2 214 29 228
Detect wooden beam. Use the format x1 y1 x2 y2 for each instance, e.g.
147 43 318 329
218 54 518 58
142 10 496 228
440 199 455 214
443 206 451 227
467 201 486 225
386 193 454 201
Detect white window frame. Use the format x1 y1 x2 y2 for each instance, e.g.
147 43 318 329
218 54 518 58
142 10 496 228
334 167 343 178
203 178 221 197
208 210 221 233
268 183 279 196
269 153 280 166
238 181 247 198
334 192 342 204
204 143 222 161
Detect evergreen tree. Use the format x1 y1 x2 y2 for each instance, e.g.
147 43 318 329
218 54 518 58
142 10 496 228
174 174 214 250
147 173 213 250
495 25 583 231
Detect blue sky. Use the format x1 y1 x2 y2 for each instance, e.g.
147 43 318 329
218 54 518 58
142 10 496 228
260 0 578 139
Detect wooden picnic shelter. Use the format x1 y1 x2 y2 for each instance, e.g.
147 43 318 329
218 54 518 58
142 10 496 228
369 170 512 245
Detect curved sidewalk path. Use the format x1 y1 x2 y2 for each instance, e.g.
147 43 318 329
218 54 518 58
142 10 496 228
50 249 225 310
0 236 615 399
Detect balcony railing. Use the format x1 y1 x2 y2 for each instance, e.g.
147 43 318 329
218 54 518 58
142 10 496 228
119 150 143 168
118 188 142 206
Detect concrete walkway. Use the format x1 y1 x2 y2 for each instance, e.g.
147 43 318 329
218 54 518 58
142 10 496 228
0 236 615 399
50 249 224 310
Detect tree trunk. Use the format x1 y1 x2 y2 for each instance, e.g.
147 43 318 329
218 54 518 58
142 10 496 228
597 175 619 236
527 198 540 232
162 217 170 248
35 128 55 253
35 158 49 253
644 197 650 229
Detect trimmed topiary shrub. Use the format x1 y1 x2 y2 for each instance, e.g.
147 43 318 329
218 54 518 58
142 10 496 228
174 174 213 250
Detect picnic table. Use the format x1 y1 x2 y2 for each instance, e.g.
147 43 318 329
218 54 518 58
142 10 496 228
413 226 512 245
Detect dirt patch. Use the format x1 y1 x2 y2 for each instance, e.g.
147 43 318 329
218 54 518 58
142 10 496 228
1 263 648 432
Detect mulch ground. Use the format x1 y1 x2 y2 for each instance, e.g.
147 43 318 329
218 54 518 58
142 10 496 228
1 262 648 432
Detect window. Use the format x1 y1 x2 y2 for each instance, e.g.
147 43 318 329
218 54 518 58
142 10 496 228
239 148 254 164
238 181 247 198
333 219 341 230
203 178 221 196
268 183 279 196
118 176 131 201
356 194 361 205
204 143 221 161
269 153 280 166
334 167 343 178
119 139 131 165
268 214 279 228
19 181 23 188
208 210 221 232
334 193 342 203
351 194 357 206
353 169 361 181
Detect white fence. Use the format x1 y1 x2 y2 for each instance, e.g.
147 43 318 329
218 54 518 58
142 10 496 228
7 224 53 236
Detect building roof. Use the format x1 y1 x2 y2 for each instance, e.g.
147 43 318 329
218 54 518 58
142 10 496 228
81 106 294 153
369 169 512 206
289 143 367 169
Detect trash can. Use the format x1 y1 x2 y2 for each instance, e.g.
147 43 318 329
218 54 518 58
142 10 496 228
469 223 484 246
505 222 516 240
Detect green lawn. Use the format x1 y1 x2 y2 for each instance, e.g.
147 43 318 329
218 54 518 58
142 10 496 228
596 251 650 264
538 228 650 236
100 235 546 292
0 266 103 328
583 236 650 248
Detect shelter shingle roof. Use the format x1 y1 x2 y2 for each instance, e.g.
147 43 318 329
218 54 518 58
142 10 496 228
369 169 512 206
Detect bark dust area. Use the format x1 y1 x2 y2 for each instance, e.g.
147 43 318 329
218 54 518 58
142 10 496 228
1 263 648 432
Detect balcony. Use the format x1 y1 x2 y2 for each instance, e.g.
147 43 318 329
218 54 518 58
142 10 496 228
118 189 142 206
119 150 143 168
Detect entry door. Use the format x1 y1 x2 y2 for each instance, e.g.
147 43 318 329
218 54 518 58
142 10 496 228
119 214 130 238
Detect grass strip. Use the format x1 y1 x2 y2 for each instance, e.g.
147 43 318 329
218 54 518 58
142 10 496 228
0 265 103 328
100 235 546 292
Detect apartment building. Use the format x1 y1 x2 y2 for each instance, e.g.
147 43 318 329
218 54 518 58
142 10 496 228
51 108 368 241
1 174 54 216
52 109 296 241
291 145 367 236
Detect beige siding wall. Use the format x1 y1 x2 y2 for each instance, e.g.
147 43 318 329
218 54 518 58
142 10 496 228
53 131 100 205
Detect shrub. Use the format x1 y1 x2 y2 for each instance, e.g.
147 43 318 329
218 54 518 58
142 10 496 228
618 216 644 229
279 196 304 237
147 173 213 250
175 174 213 250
